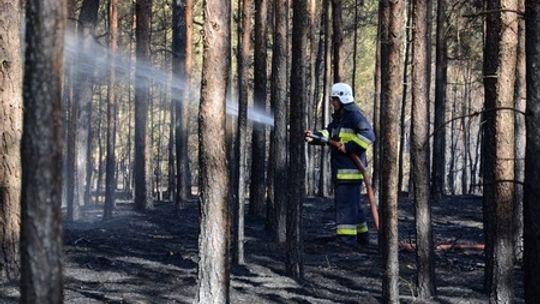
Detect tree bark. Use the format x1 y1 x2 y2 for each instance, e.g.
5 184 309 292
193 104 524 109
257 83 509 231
173 0 193 206
379 0 404 302
270 0 288 243
0 0 22 283
318 0 331 198
104 0 119 219
523 0 540 301
20 0 66 302
287 0 308 280
134 0 153 210
411 0 436 298
249 0 268 218
485 0 519 301
66 0 100 221
232 0 252 266
196 0 231 302
331 0 343 82
513 0 525 263
431 0 448 200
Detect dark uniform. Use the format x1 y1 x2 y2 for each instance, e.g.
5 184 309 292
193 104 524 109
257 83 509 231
310 102 375 246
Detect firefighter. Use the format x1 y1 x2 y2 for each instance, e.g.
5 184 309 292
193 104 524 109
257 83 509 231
305 82 376 248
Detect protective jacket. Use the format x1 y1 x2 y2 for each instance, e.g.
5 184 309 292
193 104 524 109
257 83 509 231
311 103 375 183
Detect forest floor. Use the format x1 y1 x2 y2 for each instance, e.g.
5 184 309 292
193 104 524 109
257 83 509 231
1 194 524 303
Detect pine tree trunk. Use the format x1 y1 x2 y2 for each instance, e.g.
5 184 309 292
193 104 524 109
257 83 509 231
232 0 252 265
411 0 435 298
0 0 22 282
431 0 448 200
379 0 404 301
485 0 519 301
270 0 288 243
318 0 331 198
196 0 231 301
287 0 308 280
134 0 153 210
20 0 66 302
398 0 411 193
173 0 193 206
331 0 343 82
104 0 119 219
66 0 100 220
249 0 268 218
524 0 540 299
513 0 526 263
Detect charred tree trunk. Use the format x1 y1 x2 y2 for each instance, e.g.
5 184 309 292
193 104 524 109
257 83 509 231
173 0 193 206
485 0 519 301
249 0 268 218
232 0 252 266
134 0 153 210
0 0 22 282
513 0 526 263
431 0 448 200
20 0 66 302
379 0 404 302
66 0 100 221
270 0 288 243
524 0 540 301
318 0 331 198
411 0 435 298
373 2 383 198
104 0 119 219
398 0 412 193
331 0 343 82
196 0 231 302
287 0 308 280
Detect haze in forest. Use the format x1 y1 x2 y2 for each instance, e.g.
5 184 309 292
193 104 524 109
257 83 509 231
63 31 275 126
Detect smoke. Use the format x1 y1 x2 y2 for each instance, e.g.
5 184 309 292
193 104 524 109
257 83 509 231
63 31 274 126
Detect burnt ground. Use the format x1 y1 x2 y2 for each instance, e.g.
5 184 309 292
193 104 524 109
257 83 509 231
1 194 524 303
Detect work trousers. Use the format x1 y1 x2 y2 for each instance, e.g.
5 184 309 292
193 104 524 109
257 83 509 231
334 183 368 240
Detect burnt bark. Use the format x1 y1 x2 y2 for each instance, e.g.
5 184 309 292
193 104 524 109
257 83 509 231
173 0 193 206
134 0 153 210
104 0 119 219
524 0 540 301
66 0 100 221
411 0 436 298
249 0 268 218
270 0 288 243
0 0 22 282
196 0 231 301
287 0 308 280
232 0 252 266
331 0 343 82
20 0 66 302
431 0 448 200
379 0 404 302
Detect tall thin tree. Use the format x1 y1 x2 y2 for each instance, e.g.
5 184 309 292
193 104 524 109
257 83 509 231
104 0 119 219
379 0 404 301
20 0 66 302
196 0 231 301
270 0 288 243
134 0 153 210
0 0 22 282
249 0 269 218
173 0 193 206
524 0 540 300
411 0 435 298
331 0 343 82
287 0 308 280
431 0 448 200
232 0 253 265
66 0 100 220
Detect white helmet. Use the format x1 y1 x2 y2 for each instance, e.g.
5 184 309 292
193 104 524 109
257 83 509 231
331 82 354 104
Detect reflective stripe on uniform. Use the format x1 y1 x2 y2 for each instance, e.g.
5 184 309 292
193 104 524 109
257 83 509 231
336 169 363 180
357 222 368 233
339 129 373 150
320 130 330 139
336 224 357 236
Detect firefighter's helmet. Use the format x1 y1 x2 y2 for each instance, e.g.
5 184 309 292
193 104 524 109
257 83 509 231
331 82 354 104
